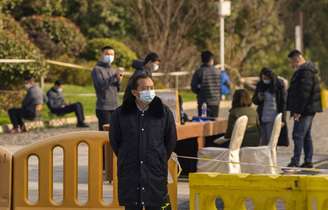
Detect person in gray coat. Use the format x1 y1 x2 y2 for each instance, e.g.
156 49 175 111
47 80 89 128
8 76 44 133
91 45 123 130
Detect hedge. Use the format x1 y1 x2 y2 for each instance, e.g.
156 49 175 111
0 15 48 90
82 38 137 69
21 15 86 59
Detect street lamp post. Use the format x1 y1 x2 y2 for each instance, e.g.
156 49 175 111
218 0 231 71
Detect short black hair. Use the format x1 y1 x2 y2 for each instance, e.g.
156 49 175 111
54 80 63 86
201 50 214 64
131 74 153 90
24 75 33 81
101 46 114 52
288 49 302 59
144 52 160 65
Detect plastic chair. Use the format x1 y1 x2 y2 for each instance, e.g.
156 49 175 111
197 116 248 174
240 113 282 174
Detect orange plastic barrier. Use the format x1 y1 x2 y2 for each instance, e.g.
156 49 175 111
11 131 178 210
0 146 12 210
13 131 122 210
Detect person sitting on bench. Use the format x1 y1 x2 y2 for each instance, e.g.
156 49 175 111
8 76 44 133
47 80 89 128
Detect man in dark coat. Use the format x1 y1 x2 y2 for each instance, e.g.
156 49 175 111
252 68 289 146
191 50 221 118
287 49 322 168
109 74 177 210
123 52 161 102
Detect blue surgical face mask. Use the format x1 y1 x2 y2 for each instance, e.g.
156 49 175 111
139 90 156 104
102 55 114 64
263 80 271 85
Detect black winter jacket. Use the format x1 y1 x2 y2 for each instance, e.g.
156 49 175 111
109 96 177 206
191 64 221 106
253 79 289 146
287 62 322 115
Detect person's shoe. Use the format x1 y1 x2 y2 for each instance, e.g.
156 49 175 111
287 162 299 168
300 162 314 168
9 128 21 134
20 125 27 132
77 122 89 128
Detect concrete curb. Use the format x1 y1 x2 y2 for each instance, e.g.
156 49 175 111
0 116 98 134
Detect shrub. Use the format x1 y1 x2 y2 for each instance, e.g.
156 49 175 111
0 90 25 114
82 38 137 69
0 15 48 90
45 57 94 86
20 15 86 59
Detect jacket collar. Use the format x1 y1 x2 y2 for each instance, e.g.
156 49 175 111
96 61 111 68
121 96 164 118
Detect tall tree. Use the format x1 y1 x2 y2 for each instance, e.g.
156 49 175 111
113 0 216 80
62 0 125 38
209 0 284 74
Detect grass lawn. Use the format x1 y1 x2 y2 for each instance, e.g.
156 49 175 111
0 84 196 126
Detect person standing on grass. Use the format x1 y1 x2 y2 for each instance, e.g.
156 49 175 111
47 80 89 128
286 49 322 168
110 74 177 210
191 50 221 118
91 46 123 131
7 76 44 133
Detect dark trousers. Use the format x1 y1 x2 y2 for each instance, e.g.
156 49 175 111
8 108 35 129
197 104 219 118
291 115 315 165
52 103 85 124
96 109 113 171
96 109 113 131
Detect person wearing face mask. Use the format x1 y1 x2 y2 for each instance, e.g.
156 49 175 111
109 74 177 210
7 76 44 133
123 52 161 102
91 45 123 131
46 80 89 127
252 67 289 146
191 50 221 118
286 50 322 168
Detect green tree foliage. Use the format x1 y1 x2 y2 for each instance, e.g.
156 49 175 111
82 38 137 69
0 16 47 90
8 0 64 18
20 15 86 59
199 1 285 76
62 0 126 38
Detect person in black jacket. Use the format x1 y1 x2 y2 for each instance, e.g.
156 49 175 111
287 50 322 168
253 68 289 146
191 50 221 117
47 80 89 128
123 52 161 102
109 74 177 210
